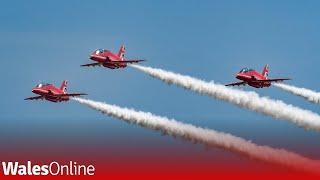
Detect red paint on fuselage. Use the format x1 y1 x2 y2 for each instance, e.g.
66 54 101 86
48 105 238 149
236 70 271 88
82 45 144 69
25 80 86 102
226 65 290 88
31 84 68 102
90 49 127 69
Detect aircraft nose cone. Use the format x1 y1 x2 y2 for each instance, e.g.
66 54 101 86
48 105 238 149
32 88 39 93
89 54 96 60
236 73 243 80
32 88 45 95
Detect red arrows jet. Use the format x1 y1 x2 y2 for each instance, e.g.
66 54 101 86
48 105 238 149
24 80 87 102
226 64 290 88
81 45 145 69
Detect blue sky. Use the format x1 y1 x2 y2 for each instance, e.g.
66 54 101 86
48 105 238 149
0 0 319 159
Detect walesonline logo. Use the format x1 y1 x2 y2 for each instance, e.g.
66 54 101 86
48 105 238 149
0 161 95 176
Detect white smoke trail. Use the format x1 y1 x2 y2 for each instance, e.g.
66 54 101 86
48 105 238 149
72 97 319 174
129 64 320 131
274 83 320 104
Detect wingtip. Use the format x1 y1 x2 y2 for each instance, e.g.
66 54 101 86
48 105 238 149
137 59 146 63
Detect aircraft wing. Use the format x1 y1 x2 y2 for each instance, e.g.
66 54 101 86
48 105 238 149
81 63 101 67
113 59 146 64
60 93 88 97
24 96 43 100
225 81 247 86
253 78 291 83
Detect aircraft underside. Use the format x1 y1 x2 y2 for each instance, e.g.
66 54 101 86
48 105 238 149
103 62 127 69
248 81 271 88
45 95 69 102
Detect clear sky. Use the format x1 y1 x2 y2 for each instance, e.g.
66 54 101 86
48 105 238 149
0 0 319 160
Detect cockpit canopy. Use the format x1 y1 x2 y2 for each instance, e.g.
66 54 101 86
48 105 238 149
239 68 254 73
95 49 109 55
36 83 51 88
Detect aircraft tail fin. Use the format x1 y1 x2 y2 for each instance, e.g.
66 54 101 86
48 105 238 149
60 80 68 93
117 45 125 61
262 64 269 78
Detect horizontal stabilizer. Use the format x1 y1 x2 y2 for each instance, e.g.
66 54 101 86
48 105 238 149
253 78 291 83
60 93 88 97
113 59 146 64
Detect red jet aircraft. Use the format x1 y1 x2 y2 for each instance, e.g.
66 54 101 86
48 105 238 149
24 80 87 102
226 64 290 88
81 45 145 69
